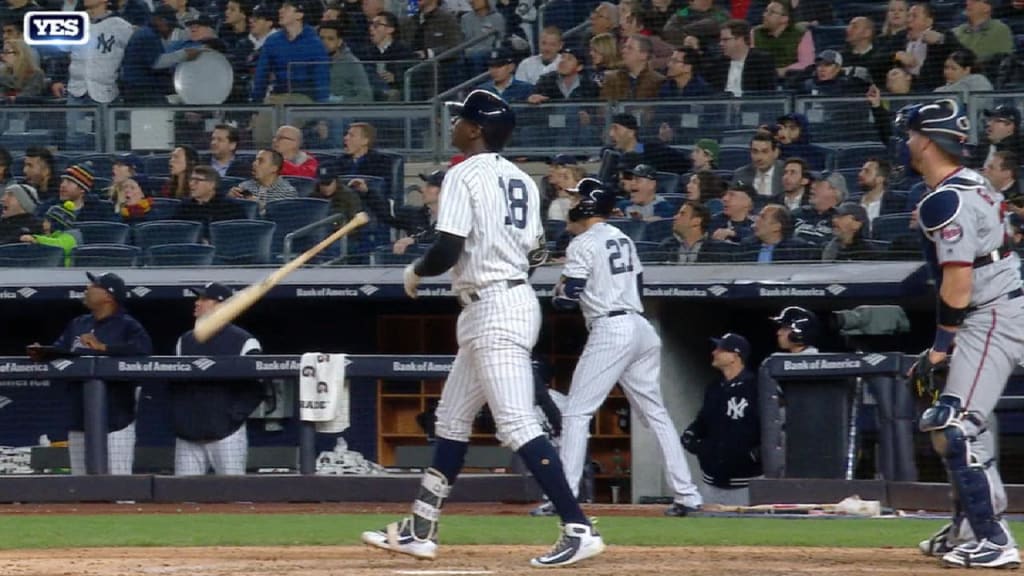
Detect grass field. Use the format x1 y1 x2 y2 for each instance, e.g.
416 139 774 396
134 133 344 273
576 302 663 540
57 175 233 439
0 514 984 549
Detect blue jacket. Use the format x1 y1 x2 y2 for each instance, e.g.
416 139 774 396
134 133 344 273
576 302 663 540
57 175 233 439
120 26 172 104
52 309 153 432
478 79 534 102
684 369 762 488
251 24 329 102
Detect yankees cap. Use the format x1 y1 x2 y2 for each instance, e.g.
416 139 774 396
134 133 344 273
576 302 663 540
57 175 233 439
711 332 750 361
86 272 127 303
188 282 233 302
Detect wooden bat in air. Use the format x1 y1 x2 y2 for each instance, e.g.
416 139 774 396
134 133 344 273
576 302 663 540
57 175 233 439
193 211 370 343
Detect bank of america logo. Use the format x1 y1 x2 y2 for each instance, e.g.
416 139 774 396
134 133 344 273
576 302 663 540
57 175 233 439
17 287 37 298
192 358 216 371
826 284 846 295
359 284 379 296
707 285 728 296
862 353 886 366
132 286 151 298
51 359 73 371
0 396 11 410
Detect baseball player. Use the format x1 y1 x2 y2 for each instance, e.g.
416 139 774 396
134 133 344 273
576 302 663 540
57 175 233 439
539 177 702 517
898 98 1023 569
172 282 264 475
771 307 819 354
362 90 605 568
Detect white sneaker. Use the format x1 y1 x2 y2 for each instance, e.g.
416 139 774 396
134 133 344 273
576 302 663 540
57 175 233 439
942 539 1021 569
361 517 438 560
529 522 605 568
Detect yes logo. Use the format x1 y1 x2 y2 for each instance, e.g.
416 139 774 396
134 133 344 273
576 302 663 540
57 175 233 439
24 11 89 46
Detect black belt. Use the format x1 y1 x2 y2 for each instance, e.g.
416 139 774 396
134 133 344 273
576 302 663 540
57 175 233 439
967 288 1023 313
608 310 629 317
973 246 1013 268
463 279 527 304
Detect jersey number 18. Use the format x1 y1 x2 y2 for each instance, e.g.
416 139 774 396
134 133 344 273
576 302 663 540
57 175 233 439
500 177 528 229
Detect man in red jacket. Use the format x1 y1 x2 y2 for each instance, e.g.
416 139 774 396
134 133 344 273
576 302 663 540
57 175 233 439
272 124 319 178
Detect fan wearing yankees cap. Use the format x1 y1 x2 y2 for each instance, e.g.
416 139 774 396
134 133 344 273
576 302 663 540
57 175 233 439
172 282 264 475
391 169 444 255
27 272 153 475
771 306 819 354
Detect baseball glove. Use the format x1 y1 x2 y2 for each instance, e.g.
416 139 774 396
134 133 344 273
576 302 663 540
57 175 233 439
908 349 949 403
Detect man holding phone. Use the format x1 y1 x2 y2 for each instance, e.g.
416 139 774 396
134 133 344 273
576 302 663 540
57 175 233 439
227 149 297 215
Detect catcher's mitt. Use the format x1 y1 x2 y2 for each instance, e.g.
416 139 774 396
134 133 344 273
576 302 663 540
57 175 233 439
908 349 949 403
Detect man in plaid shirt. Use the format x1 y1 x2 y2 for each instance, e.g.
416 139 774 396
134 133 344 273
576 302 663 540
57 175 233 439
228 149 297 215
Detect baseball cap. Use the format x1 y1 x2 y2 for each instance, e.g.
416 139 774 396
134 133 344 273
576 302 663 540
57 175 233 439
113 153 142 174
622 163 657 180
611 113 638 132
559 46 586 63
419 169 446 187
185 14 216 27
252 4 277 20
695 138 720 163
776 112 801 126
547 153 578 166
188 281 233 302
86 272 127 303
727 182 757 202
316 159 337 183
835 201 870 232
711 333 750 361
152 4 182 26
488 48 516 67
816 49 843 66
821 170 849 198
984 104 1021 125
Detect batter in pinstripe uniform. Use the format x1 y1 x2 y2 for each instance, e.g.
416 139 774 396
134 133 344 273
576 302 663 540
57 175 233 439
546 177 702 517
362 90 606 568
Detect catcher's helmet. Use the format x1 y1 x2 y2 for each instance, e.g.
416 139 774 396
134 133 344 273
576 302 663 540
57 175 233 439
567 177 617 222
893 98 969 158
447 89 516 152
771 306 819 345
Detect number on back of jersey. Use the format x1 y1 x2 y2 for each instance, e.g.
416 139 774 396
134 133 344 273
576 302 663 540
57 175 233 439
607 238 634 274
500 177 528 229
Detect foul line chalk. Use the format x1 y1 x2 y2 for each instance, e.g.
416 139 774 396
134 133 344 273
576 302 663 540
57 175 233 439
394 571 494 575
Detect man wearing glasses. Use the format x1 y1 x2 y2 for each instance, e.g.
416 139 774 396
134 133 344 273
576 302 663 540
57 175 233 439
176 166 246 240
706 19 777 96
361 11 414 100
272 124 319 179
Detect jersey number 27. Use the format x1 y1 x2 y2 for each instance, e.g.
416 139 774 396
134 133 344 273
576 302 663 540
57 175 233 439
607 238 634 274
500 177 528 229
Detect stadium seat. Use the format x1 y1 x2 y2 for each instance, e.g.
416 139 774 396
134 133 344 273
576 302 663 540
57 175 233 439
0 242 65 267
706 198 724 215
606 218 646 241
373 243 424 265
634 241 668 263
92 177 112 192
837 168 860 195
209 219 275 265
132 220 202 253
144 176 170 197
229 198 258 220
832 144 887 170
70 244 141 267
264 197 331 260
716 146 750 172
661 193 686 214
872 212 915 242
655 171 681 195
76 221 131 245
79 199 116 222
148 197 182 220
642 218 675 243
282 176 317 197
598 149 623 183
810 25 847 52
146 243 215 266
217 176 245 195
544 219 567 241
76 154 116 178
376 150 406 205
142 154 171 176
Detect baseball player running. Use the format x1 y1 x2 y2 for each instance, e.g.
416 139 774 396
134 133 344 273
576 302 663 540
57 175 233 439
361 90 605 568
540 177 702 517
899 98 1023 569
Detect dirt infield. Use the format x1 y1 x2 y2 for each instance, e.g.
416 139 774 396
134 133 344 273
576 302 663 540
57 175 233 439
0 545 961 575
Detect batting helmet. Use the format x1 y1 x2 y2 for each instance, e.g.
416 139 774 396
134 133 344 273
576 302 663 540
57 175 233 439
893 98 969 158
771 306 819 345
447 89 516 152
567 177 618 222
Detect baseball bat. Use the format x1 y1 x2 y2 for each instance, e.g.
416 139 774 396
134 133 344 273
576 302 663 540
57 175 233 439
193 211 370 343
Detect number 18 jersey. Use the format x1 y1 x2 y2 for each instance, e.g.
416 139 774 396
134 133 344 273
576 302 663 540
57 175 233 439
563 222 644 322
435 153 543 293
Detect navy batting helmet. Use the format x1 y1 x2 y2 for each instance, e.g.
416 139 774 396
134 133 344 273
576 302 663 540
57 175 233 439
893 98 969 158
567 178 617 222
447 89 516 152
771 306 819 345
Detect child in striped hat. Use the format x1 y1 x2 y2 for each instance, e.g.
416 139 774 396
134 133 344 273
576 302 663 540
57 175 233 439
20 200 78 266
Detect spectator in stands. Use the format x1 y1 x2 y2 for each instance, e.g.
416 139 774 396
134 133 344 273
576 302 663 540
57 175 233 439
248 4 279 58
49 164 106 223
209 124 251 179
772 113 827 171
587 32 620 88
528 45 597 104
690 138 719 173
842 16 891 87
607 112 691 175
984 150 1022 200
822 202 884 261
50 0 134 104
662 0 729 49
21 201 77 266
736 203 817 263
403 0 462 60
853 158 901 224
318 20 373 102
460 0 505 67
478 48 533 102
164 0 200 32
620 163 676 221
311 161 362 222
23 147 58 203
880 0 910 51
340 0 370 53
516 26 562 85
273 124 319 179
894 3 961 91
108 155 140 201
972 104 1024 168
228 149 298 215
935 49 994 96
953 0 1013 64
163 145 200 199
801 49 871 96
0 182 41 243
734 132 783 201
752 0 815 79
793 171 845 245
708 183 756 243
706 19 777 96
220 0 254 59
647 0 683 33
336 121 392 179
589 2 620 40
660 200 733 263
362 10 414 100
0 146 12 189
546 162 586 221
176 166 246 236
774 158 812 211
619 6 672 71
120 6 178 105
657 46 711 100
600 35 664 100
685 169 726 203
251 0 329 103
393 169 443 254
0 38 43 100
114 178 155 224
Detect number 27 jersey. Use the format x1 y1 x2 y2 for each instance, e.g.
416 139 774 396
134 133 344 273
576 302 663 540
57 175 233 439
563 222 644 322
435 153 543 293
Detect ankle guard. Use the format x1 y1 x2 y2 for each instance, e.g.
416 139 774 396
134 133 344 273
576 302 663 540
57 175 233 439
411 467 450 540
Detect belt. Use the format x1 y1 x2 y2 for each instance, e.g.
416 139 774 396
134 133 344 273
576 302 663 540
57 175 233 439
973 246 1013 268
607 310 630 318
460 279 527 305
967 287 1023 313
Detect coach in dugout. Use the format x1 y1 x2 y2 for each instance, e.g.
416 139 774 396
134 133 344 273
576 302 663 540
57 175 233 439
28 272 153 475
171 282 264 475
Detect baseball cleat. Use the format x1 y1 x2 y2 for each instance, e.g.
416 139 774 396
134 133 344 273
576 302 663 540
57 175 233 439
942 539 1021 569
530 522 605 568
529 501 556 517
361 517 438 560
919 522 961 557
664 503 701 517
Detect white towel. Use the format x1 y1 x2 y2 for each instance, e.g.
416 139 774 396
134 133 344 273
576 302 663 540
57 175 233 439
298 352 351 433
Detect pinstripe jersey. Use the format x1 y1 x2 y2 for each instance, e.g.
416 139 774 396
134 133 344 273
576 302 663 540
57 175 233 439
563 222 644 323
435 153 543 293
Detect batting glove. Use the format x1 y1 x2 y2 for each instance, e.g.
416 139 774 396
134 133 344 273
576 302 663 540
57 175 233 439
403 262 421 299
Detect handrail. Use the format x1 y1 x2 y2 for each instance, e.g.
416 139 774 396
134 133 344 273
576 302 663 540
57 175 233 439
283 212 348 261
434 71 491 104
403 29 501 102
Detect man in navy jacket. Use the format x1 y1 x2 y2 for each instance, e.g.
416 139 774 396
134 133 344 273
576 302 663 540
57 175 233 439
251 0 329 102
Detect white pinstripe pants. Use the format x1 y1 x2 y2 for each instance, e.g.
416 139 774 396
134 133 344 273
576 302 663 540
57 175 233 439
434 283 545 451
174 423 249 476
69 422 136 475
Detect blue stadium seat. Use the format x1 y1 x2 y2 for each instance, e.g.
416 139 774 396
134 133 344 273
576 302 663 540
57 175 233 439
283 176 317 197
264 197 331 260
0 242 64 267
148 197 182 220
376 150 406 205
872 212 915 242
544 219 567 241
811 25 847 52
144 176 170 197
655 171 680 195
606 218 646 241
832 144 887 170
209 219 276 265
229 198 258 219
76 154 115 178
76 221 131 245
598 149 622 183
642 219 675 243
132 220 202 253
634 241 667 263
79 199 116 222
661 193 686 214
706 198 724 215
70 244 141 267
716 146 750 172
142 154 171 176
837 168 860 196
92 177 112 192
217 176 245 195
146 243 215 266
